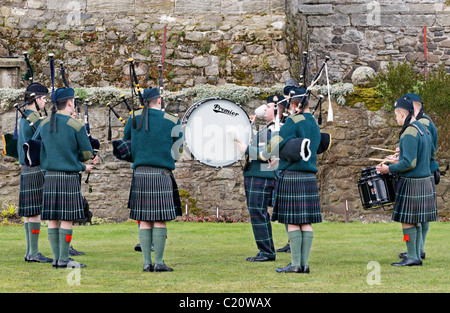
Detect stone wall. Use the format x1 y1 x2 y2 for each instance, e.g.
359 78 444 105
289 0 450 82
0 0 290 90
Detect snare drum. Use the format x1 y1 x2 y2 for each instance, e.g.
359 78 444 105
358 166 396 210
182 98 252 168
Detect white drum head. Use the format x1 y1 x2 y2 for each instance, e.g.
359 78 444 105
182 98 252 167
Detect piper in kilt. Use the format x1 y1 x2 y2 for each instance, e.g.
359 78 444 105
237 95 281 262
33 87 96 269
123 87 183 272
17 83 52 263
376 97 436 267
259 88 321 274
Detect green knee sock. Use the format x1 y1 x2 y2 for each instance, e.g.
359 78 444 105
287 230 302 267
153 227 167 265
28 222 41 256
301 231 314 267
139 228 153 265
416 225 423 259
421 222 429 254
403 227 418 260
59 228 73 262
24 222 30 256
47 228 60 261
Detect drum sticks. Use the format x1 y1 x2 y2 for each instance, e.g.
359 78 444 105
369 158 397 164
370 146 398 165
370 146 396 153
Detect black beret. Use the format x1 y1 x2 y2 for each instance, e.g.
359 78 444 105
25 83 48 96
143 88 160 102
266 94 283 104
394 97 414 112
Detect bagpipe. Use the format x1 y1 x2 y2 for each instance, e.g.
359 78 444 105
106 94 132 162
274 54 333 162
22 54 100 172
2 94 41 159
106 58 143 162
2 52 42 159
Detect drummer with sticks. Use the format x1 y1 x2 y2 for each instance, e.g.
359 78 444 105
376 97 436 267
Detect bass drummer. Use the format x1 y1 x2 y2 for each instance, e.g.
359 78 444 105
236 95 283 262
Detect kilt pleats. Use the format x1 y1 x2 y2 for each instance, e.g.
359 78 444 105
272 170 322 224
18 165 45 217
129 166 181 221
392 176 437 223
41 171 84 221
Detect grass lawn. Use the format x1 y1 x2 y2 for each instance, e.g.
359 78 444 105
0 221 448 293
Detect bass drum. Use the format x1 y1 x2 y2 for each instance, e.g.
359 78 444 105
182 98 252 168
358 166 397 210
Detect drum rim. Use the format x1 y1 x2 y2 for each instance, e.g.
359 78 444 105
181 97 251 124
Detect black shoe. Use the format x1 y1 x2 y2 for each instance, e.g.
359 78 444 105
301 265 310 274
276 263 302 273
56 259 86 268
27 253 53 263
391 257 422 267
276 243 291 253
143 264 153 272
153 263 173 272
398 252 425 260
69 246 85 256
246 254 275 262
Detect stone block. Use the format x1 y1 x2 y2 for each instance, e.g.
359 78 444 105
136 0 174 14
0 57 23 88
86 0 134 14
307 14 350 27
175 0 221 14
221 0 270 15
298 4 333 15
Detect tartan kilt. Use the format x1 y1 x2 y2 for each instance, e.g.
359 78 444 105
392 176 437 223
41 171 85 221
18 165 45 217
272 170 322 224
129 166 181 222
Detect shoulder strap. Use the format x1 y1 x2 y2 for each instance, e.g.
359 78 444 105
408 123 424 136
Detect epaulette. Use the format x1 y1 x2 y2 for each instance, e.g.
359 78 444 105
163 112 179 124
67 117 85 132
402 123 423 138
40 115 51 126
290 113 306 124
27 111 41 124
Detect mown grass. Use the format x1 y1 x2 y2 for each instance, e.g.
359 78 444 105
0 221 448 293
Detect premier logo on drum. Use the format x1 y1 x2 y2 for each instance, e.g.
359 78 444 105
213 104 239 117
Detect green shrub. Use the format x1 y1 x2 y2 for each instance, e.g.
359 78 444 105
370 60 449 155
369 60 422 111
